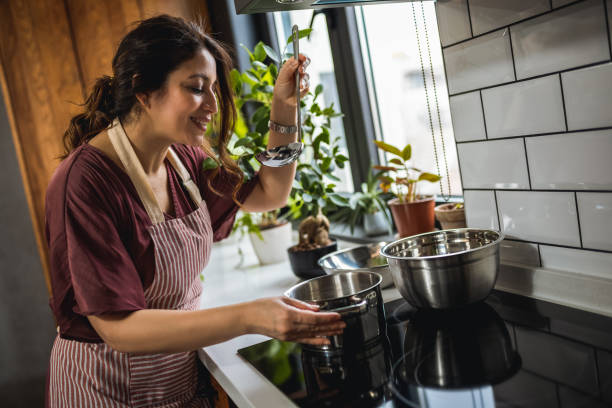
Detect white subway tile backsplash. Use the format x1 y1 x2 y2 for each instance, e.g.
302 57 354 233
526 130 612 190
511 0 609 80
562 63 612 131
449 91 486 141
497 191 580 246
463 190 500 230
577 193 612 251
500 240 541 266
469 0 549 36
482 75 565 138
457 139 530 189
444 29 515 94
540 245 612 280
435 0 472 47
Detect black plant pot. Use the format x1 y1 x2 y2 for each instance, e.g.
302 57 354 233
287 240 338 280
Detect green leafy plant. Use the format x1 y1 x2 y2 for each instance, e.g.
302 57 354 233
207 32 349 244
330 167 393 234
373 140 441 203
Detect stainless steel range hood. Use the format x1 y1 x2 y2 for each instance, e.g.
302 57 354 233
234 0 434 15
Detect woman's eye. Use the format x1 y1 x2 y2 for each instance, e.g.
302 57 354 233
190 87 204 95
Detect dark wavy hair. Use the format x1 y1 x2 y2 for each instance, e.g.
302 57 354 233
62 14 242 203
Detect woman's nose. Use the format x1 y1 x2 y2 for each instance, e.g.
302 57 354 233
204 92 218 114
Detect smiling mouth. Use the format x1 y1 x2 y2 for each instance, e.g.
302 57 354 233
190 116 208 131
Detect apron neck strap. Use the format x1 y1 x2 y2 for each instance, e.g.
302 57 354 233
107 118 202 225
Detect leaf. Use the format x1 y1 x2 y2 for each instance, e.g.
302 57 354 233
349 193 364 210
233 137 253 148
202 157 219 171
389 158 404 166
252 60 268 71
302 193 313 203
253 42 266 62
328 193 348 207
401 144 412 161
373 165 396 172
240 43 255 62
242 71 258 85
317 197 326 208
286 28 313 44
263 44 279 63
230 69 242 95
374 140 402 157
314 84 323 99
418 172 441 183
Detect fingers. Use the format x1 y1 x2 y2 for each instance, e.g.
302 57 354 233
282 296 319 311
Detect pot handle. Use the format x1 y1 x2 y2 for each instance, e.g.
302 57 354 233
329 299 368 317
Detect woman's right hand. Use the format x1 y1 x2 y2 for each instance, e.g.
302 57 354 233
244 297 346 346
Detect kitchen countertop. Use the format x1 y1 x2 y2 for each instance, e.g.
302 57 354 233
197 237 402 408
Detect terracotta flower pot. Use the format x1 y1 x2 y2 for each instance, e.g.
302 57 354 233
434 203 466 230
388 196 435 238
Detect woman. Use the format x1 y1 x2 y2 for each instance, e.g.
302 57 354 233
45 15 344 407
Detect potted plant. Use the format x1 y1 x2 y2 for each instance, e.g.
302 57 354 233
285 93 350 279
434 202 466 230
207 40 294 265
218 33 349 269
331 167 394 237
373 140 441 238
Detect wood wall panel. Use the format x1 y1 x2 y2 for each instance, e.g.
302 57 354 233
0 0 210 299
0 0 83 295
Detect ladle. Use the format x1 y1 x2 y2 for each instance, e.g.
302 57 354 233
256 25 304 167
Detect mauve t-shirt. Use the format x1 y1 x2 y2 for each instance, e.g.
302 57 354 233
45 143 258 342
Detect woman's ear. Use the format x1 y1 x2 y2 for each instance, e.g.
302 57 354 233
132 74 150 110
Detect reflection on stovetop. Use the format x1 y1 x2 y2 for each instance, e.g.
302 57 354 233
237 291 612 407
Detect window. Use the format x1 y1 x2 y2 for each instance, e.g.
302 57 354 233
273 11 354 193
356 3 462 198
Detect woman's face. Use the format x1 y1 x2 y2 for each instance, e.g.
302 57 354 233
145 47 218 146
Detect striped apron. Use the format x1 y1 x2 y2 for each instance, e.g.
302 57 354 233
48 118 213 407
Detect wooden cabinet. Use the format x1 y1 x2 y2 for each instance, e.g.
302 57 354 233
0 0 210 297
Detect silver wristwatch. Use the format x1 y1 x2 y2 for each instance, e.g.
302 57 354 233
268 120 298 135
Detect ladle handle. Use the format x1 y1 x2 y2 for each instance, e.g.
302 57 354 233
292 25 301 143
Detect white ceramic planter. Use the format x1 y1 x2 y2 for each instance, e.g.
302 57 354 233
249 222 293 265
364 211 389 237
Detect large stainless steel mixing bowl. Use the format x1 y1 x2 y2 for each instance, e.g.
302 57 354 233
381 229 503 309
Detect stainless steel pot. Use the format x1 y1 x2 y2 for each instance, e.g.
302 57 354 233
284 272 386 350
381 229 503 309
317 242 394 289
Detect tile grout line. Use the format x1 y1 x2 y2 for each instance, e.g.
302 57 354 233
462 187 610 193
558 73 569 131
575 192 584 248
508 26 518 81
502 237 612 254
453 124 612 144
537 243 543 267
603 0 612 60
441 0 588 50
465 0 474 37
493 190 502 232
479 90 489 139
447 60 610 98
523 137 533 189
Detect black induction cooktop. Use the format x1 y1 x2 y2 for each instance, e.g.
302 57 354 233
237 291 612 407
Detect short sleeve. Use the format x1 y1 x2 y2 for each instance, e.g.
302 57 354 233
202 168 259 242
64 171 146 316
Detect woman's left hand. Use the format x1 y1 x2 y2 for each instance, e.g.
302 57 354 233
271 54 310 122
